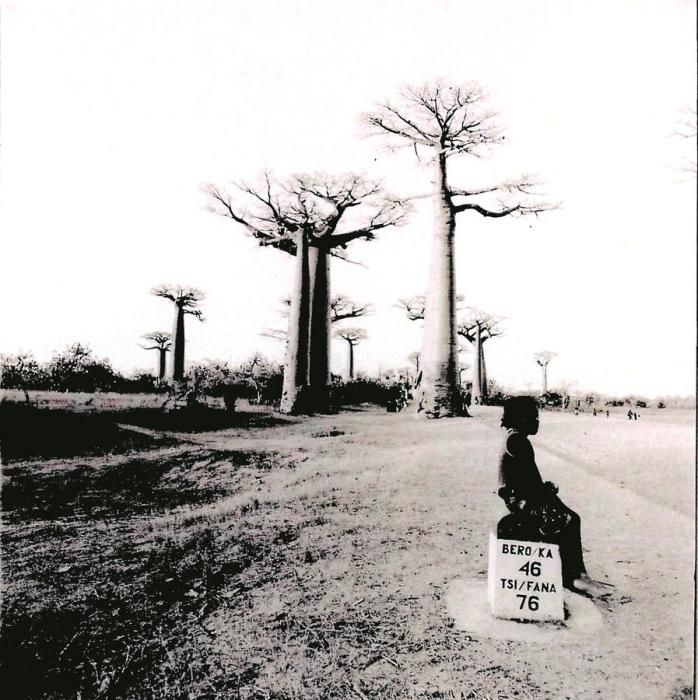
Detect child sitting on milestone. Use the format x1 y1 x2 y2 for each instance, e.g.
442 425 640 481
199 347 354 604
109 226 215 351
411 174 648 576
497 396 611 596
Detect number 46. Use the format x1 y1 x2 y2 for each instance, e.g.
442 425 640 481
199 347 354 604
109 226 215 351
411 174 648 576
518 560 541 576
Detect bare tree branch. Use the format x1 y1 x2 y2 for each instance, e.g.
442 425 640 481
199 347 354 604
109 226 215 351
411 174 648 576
364 81 504 160
331 295 373 322
202 180 300 255
260 328 288 343
205 173 408 256
452 199 559 217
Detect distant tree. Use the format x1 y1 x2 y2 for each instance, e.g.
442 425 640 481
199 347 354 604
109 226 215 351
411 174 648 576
534 351 557 394
47 343 120 392
206 173 404 413
407 351 421 376
457 310 503 403
152 286 204 382
140 332 172 384
365 81 555 417
335 328 367 379
397 294 466 321
0 352 49 403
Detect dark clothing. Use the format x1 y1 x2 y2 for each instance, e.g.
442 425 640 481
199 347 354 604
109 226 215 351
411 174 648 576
497 428 587 588
498 430 544 503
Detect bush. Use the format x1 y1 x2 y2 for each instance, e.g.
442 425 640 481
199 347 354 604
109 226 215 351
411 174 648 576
330 378 390 407
605 399 626 407
487 391 510 407
188 355 283 407
2 345 129 395
539 391 563 407
0 353 50 392
118 372 160 394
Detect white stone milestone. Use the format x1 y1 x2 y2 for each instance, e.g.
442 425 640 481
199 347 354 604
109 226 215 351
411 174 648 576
487 532 564 622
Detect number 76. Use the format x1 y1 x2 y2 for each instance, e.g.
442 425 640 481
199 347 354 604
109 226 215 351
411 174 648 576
516 594 539 611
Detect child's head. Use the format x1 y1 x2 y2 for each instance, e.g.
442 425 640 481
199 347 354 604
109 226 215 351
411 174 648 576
501 396 540 434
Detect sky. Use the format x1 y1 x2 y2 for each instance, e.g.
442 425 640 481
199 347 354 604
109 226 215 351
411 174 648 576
1 0 696 397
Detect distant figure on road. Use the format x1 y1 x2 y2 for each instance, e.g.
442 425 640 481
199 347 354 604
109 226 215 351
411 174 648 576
627 409 633 420
497 396 611 596
606 410 609 417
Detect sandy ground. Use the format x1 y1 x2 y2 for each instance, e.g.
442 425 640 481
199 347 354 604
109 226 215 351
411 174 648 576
171 404 695 699
2 404 694 698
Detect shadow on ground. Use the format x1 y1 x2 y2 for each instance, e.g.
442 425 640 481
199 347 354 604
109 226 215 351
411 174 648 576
0 402 289 462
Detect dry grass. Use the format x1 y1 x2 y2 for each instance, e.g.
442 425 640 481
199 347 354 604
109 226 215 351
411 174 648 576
1 404 695 699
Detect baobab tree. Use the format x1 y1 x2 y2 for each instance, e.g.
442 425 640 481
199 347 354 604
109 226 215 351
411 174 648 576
151 286 204 382
365 82 555 417
205 173 404 414
457 310 503 403
335 327 367 379
534 351 557 394
141 332 172 384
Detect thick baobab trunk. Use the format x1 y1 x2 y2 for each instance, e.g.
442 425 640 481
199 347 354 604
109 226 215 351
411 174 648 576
158 349 167 384
307 245 331 412
280 231 311 413
347 342 355 380
471 325 482 404
418 154 463 418
171 305 186 381
480 340 488 401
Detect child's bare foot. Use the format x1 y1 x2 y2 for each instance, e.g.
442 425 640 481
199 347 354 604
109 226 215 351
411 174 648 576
572 573 614 597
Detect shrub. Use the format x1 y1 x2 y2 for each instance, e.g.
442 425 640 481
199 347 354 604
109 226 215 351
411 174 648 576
188 355 283 407
330 378 390 407
539 391 563 407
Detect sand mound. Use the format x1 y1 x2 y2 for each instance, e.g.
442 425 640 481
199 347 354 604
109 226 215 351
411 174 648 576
446 579 603 643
